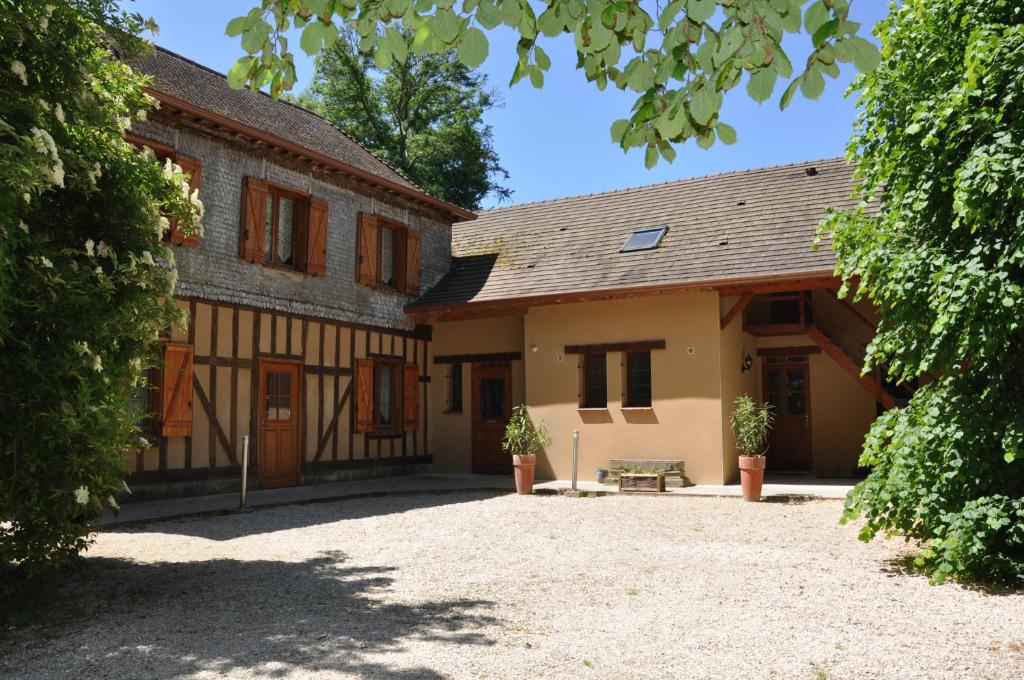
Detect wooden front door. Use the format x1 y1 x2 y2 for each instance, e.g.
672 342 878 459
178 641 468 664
763 362 812 471
259 359 301 488
471 362 513 475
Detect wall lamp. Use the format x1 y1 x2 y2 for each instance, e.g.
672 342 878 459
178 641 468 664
741 353 754 373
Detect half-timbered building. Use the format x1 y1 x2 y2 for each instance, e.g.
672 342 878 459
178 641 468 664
126 47 474 498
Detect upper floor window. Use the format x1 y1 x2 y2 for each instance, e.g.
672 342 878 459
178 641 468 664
262 185 304 268
580 353 607 409
624 351 652 408
241 177 328 276
357 213 421 295
126 133 201 247
620 225 667 253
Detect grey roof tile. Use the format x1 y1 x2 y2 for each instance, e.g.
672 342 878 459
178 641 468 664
414 158 864 308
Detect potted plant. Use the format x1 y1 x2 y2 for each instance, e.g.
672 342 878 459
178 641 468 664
502 404 552 494
729 394 775 501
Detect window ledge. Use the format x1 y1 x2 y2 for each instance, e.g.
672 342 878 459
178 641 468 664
620 406 654 412
577 407 609 412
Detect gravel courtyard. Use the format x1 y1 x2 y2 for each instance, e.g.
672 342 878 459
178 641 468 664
4 491 1023 679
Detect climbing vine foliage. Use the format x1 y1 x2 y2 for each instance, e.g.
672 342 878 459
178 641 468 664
0 0 201 575
229 0 880 166
824 0 1024 584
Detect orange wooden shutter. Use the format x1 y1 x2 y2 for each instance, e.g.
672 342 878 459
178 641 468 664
403 363 419 431
355 359 374 433
161 343 193 437
304 198 328 276
357 213 379 285
240 177 268 262
405 229 421 295
169 155 202 247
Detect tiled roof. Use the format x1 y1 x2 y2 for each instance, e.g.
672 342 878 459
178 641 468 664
413 158 863 309
130 45 418 190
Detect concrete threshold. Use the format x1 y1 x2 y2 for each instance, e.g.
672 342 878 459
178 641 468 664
535 478 856 500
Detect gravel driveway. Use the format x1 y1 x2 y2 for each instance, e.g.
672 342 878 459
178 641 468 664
3 491 1023 679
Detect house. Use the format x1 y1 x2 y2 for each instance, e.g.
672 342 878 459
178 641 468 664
408 159 893 485
125 45 888 498
126 46 474 497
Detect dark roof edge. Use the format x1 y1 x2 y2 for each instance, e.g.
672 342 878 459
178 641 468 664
406 269 842 317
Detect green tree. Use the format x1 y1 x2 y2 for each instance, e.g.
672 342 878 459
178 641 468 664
0 0 201 578
228 0 881 167
297 28 510 210
825 0 1024 584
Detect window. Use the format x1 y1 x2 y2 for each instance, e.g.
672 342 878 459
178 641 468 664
241 178 328 275
624 351 652 408
374 360 401 428
446 362 463 413
125 133 201 247
581 353 607 408
620 225 668 252
133 368 159 437
355 358 420 433
262 185 304 268
357 213 421 294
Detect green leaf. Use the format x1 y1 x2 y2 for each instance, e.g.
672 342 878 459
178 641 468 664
804 1 830 36
432 9 462 44
534 45 551 70
528 65 544 88
240 19 272 54
716 122 737 145
686 0 716 24
746 68 777 103
690 86 717 125
300 22 325 56
610 118 630 144
800 67 825 100
226 16 247 37
227 56 255 89
812 18 839 48
537 8 562 36
644 145 659 169
779 77 800 110
847 36 882 72
456 27 489 67
626 61 655 92
659 0 685 31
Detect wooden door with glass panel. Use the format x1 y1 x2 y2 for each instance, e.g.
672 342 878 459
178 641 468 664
471 362 513 475
259 359 301 488
763 360 812 471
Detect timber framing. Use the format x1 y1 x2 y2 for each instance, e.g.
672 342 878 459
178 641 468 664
132 297 432 485
564 340 666 355
433 352 522 364
145 88 476 224
756 346 822 357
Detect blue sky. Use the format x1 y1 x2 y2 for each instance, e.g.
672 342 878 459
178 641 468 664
121 1 888 209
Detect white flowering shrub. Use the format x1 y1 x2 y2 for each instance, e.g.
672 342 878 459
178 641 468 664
0 1 201 579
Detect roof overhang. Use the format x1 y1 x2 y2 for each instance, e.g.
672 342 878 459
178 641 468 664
406 270 844 322
144 87 477 224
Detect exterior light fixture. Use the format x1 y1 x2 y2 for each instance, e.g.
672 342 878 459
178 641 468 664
741 353 754 373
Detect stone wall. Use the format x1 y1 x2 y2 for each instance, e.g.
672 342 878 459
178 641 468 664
131 119 452 331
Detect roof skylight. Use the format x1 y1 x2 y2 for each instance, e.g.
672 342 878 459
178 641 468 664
620 226 668 253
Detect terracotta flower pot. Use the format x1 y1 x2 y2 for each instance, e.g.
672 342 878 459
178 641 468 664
512 454 536 495
738 455 766 502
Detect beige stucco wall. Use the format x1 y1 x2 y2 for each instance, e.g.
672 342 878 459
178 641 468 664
719 296 760 483
428 315 525 472
522 293 726 484
426 289 879 484
755 335 876 477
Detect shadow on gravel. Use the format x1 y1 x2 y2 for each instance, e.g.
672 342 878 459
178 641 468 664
880 555 1024 595
126 489 508 541
3 549 498 678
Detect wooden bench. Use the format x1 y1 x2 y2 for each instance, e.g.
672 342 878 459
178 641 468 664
605 459 690 488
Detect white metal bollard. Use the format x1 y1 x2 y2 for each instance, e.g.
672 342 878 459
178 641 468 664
240 435 250 508
571 430 580 492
